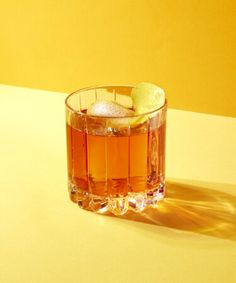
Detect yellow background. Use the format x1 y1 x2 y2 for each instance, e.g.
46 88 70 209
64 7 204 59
0 0 235 117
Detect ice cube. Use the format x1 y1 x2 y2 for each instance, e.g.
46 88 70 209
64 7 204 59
87 100 134 117
86 100 134 135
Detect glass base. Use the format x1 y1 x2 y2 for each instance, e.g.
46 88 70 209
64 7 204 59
68 181 165 215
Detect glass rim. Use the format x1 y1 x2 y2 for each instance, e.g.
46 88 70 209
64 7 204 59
65 84 167 119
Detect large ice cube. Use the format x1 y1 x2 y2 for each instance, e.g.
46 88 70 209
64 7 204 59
87 100 134 117
86 100 134 135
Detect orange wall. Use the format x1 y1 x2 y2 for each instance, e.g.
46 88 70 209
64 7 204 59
0 0 235 116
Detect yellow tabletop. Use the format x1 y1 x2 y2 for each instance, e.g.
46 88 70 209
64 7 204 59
0 84 236 283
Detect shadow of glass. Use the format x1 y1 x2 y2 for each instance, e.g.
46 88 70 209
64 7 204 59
120 181 236 240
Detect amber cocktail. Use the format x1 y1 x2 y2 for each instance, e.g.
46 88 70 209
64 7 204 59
65 85 167 215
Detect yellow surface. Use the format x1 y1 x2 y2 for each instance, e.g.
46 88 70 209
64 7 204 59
0 1 236 117
0 84 236 283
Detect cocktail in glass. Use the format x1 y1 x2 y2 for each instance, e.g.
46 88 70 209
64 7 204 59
65 85 167 215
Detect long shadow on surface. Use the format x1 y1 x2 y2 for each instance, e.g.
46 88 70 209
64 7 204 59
119 181 236 240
